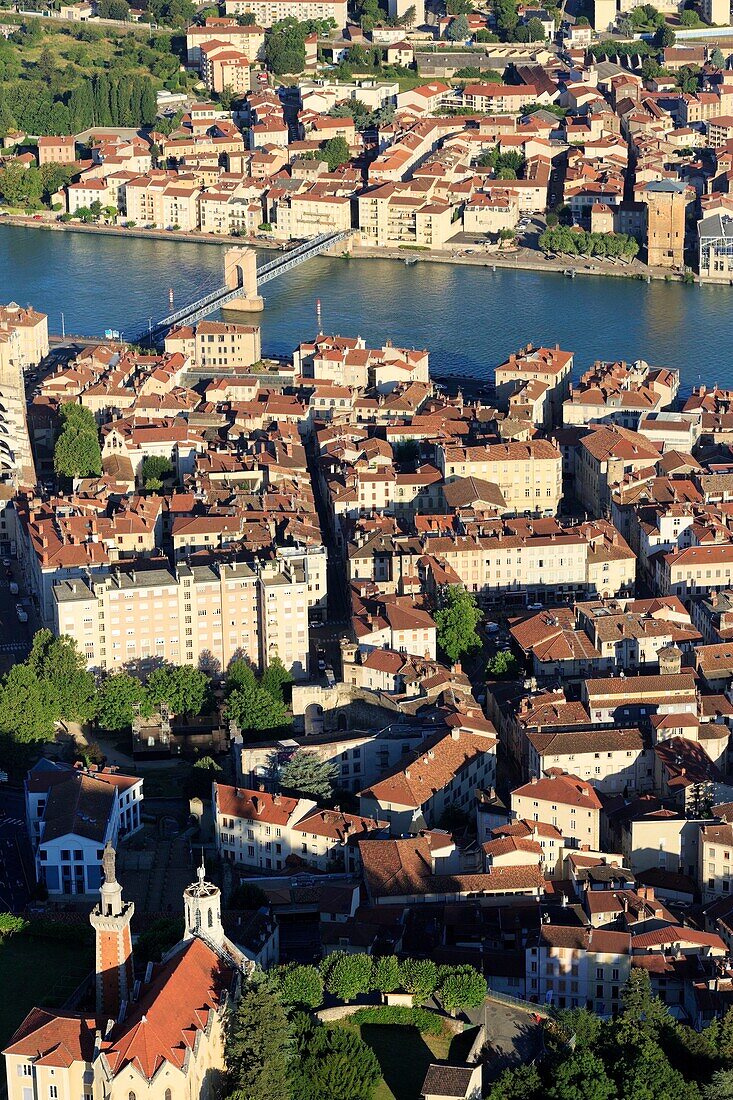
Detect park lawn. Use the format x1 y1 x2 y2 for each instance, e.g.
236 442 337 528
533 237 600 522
336 1019 456 1100
0 934 94 1050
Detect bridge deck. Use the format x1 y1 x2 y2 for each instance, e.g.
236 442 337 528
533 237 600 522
140 230 350 343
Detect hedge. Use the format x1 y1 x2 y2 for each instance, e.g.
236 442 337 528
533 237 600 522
349 1006 445 1036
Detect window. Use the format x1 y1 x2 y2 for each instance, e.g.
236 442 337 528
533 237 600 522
50 1089 58 1099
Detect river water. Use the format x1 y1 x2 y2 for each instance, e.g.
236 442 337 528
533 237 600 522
3 223 733 388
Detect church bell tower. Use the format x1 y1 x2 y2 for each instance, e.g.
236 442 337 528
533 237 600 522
89 843 135 1020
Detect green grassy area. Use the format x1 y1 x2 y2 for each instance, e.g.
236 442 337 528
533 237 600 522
0 934 94 1050
337 1019 458 1100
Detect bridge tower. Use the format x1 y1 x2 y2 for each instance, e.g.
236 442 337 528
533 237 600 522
223 247 264 312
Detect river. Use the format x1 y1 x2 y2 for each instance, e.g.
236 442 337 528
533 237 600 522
3 223 733 389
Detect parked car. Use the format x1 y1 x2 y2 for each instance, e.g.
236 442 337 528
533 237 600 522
9 582 18 595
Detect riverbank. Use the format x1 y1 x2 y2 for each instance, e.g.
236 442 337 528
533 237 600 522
1 214 692 284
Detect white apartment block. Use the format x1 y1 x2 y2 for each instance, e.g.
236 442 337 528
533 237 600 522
53 559 310 678
224 0 347 26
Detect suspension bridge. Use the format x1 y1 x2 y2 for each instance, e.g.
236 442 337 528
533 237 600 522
137 230 352 345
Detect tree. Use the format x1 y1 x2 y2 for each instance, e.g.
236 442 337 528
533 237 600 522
98 0 130 17
226 658 257 695
264 18 307 74
147 664 211 717
260 655 293 702
703 1070 733 1100
493 0 518 38
525 16 546 38
277 749 337 800
323 952 373 1001
0 663 59 743
438 965 487 1012
185 755 222 799
655 21 676 45
616 968 669 1046
487 650 520 679
642 57 662 80
447 0 472 11
274 963 324 1009
225 988 291 1100
446 13 469 38
679 8 698 24
140 454 173 488
548 1052 616 1100
96 673 150 730
372 954 401 993
618 1039 700 1100
487 1064 543 1100
321 135 350 170
229 881 269 909
28 630 96 722
399 957 437 999
53 401 102 479
297 1027 381 1100
0 913 28 938
434 586 482 663
227 682 288 732
711 46 725 68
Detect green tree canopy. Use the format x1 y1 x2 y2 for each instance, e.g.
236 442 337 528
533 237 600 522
225 987 291 1100
372 954 401 993
185 755 223 799
96 672 150 730
28 630 97 722
322 952 373 1002
146 663 211 717
260 655 293 702
446 13 470 38
226 658 257 695
438 965 487 1012
399 957 437 999
141 454 174 488
434 586 482 663
54 401 102 479
548 1052 616 1100
487 650 520 679
0 663 59 743
273 963 324 1009
321 135 351 170
276 749 337 800
227 681 289 732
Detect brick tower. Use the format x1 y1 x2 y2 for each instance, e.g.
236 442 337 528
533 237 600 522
89 843 134 1020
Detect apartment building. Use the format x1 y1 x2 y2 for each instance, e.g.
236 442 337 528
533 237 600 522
657 544 733 599
52 559 310 678
0 303 48 369
165 320 262 370
576 425 661 516
125 175 202 230
495 344 573 423
24 760 143 896
526 728 654 795
37 135 76 166
358 186 455 249
200 42 252 96
358 725 497 834
275 192 352 239
186 20 266 64
437 439 563 515
699 821 733 904
223 0 347 26
463 83 540 113
527 926 632 1014
214 783 386 872
582 671 698 724
512 771 603 848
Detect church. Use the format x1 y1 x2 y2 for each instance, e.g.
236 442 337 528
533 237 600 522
3 846 251 1100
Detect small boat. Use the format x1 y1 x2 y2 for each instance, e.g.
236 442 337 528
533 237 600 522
404 256 418 266
564 268 576 278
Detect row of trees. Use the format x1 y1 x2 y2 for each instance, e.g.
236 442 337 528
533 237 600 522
539 226 640 259
53 403 102 480
269 953 486 1011
0 71 157 139
489 969 733 1100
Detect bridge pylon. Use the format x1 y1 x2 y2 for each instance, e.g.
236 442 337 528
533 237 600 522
223 247 264 312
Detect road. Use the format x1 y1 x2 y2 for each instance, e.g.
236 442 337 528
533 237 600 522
0 788 34 912
0 560 32 674
469 997 545 1082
